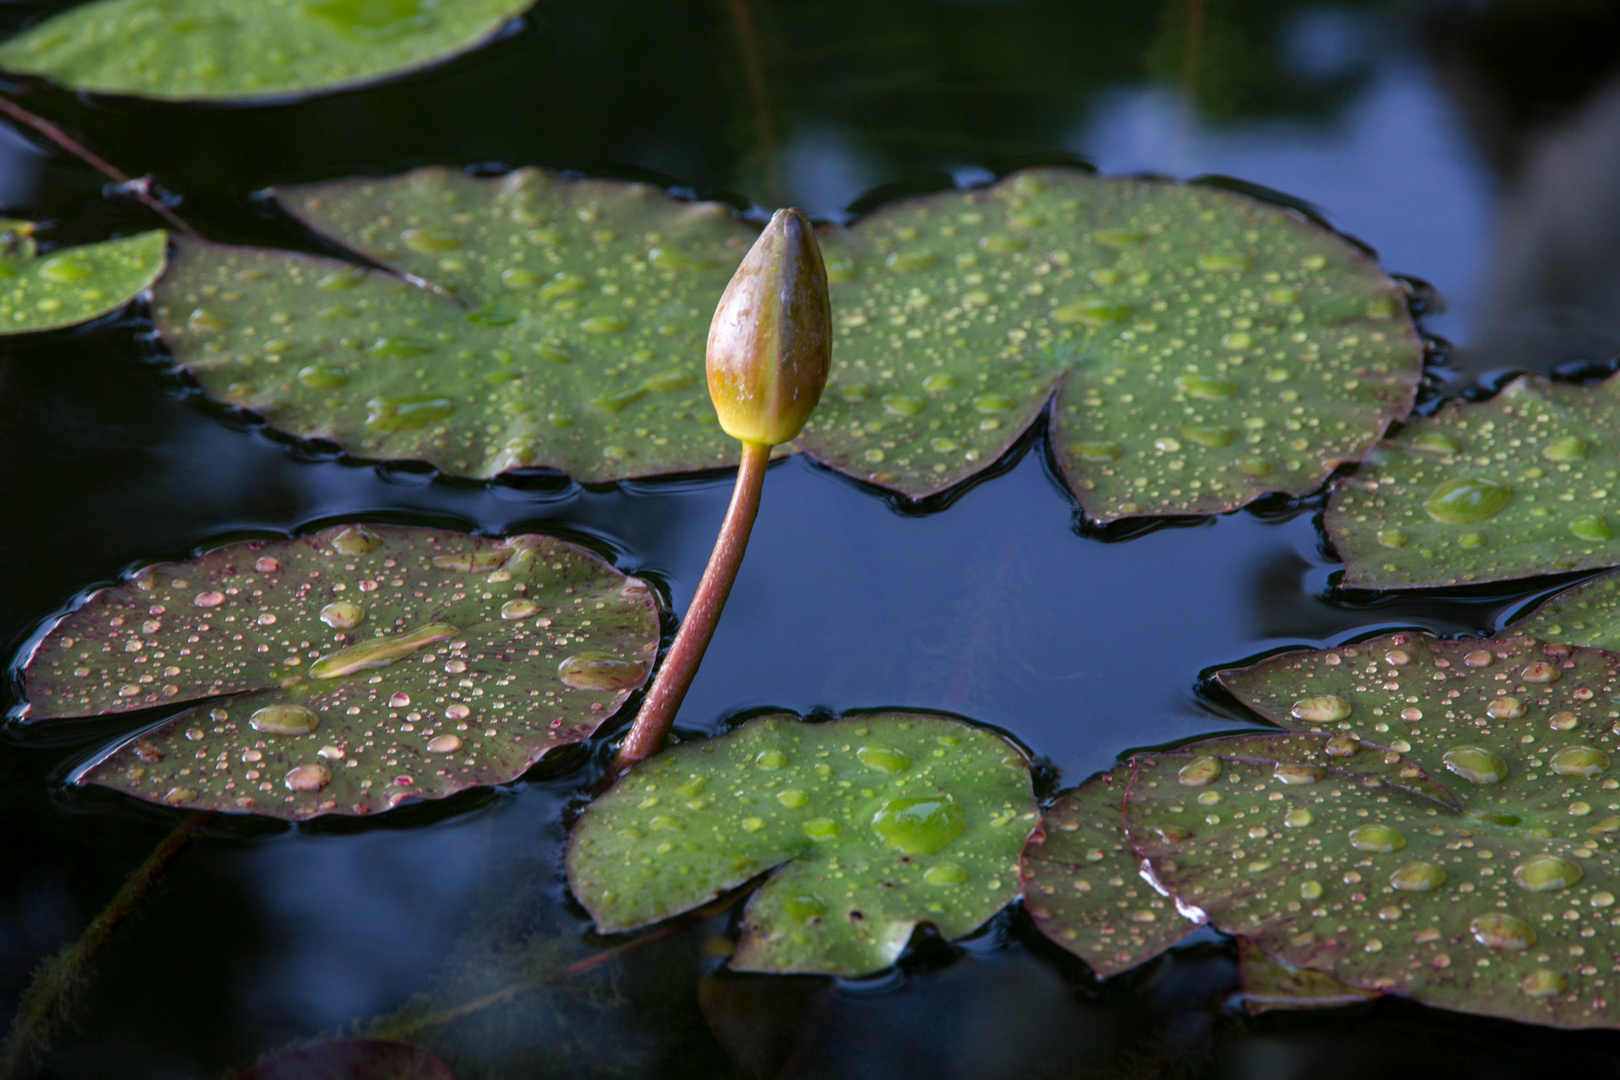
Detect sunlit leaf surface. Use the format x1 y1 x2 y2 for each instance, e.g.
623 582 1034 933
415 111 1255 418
567 712 1037 976
1328 375 1620 589
0 223 164 334
0 0 535 102
1127 732 1620 1029
22 525 658 819
1018 766 1198 976
155 166 1420 516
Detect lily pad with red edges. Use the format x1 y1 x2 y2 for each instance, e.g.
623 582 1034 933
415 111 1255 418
154 166 1422 519
1018 766 1199 976
21 525 659 820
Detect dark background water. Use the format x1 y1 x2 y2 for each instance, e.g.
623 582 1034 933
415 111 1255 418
4 0 1620 1076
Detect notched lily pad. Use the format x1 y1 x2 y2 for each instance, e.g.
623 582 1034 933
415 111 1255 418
566 712 1038 976
21 525 658 819
0 223 164 333
154 167 755 482
1018 766 1199 976
1328 375 1620 589
158 167 1419 517
0 0 535 102
242 1039 455 1080
1127 732 1620 1029
800 169 1421 519
1219 631 1620 839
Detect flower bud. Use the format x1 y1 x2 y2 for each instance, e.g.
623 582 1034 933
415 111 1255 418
706 207 831 446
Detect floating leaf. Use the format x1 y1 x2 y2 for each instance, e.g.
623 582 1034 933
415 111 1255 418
1219 631 1620 839
1018 766 1198 976
1509 571 1620 653
1328 375 1620 589
1234 938 1379 1014
566 712 1037 976
154 168 754 481
156 167 1420 516
241 1039 454 1080
0 223 164 334
21 525 658 819
0 0 535 102
801 169 1421 519
1126 732 1620 1029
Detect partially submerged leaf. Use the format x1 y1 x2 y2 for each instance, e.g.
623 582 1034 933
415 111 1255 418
566 712 1037 976
1509 570 1620 652
1328 375 1620 589
1018 766 1198 976
22 525 658 819
154 168 754 482
1234 938 1379 1015
0 224 164 334
241 1039 454 1080
1127 733 1620 1029
801 169 1421 518
1219 631 1620 839
157 166 1421 517
0 0 535 102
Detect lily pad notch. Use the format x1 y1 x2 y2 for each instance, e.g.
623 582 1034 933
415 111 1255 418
21 524 661 819
151 165 1424 519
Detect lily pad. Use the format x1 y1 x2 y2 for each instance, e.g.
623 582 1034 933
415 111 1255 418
0 0 535 102
1018 766 1198 976
156 166 1420 516
154 168 755 482
566 712 1038 976
0 223 165 334
800 168 1421 519
242 1039 454 1080
1234 938 1379 1015
1219 631 1620 839
1126 732 1620 1029
1509 571 1620 653
21 525 658 819
1328 374 1620 589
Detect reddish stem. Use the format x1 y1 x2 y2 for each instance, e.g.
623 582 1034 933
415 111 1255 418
0 96 199 238
612 441 772 777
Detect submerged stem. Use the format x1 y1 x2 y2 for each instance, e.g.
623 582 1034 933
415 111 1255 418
0 96 199 238
0 814 209 1080
612 441 773 777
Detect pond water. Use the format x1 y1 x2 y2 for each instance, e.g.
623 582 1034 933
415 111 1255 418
4 0 1620 1077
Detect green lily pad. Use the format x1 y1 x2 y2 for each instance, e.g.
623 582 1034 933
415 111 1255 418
21 525 658 820
1219 631 1620 839
566 712 1037 976
154 168 755 482
801 169 1421 519
156 166 1420 515
1018 766 1198 976
1508 571 1620 652
1126 732 1620 1029
0 0 534 102
1234 938 1379 1015
0 223 165 334
1328 375 1620 589
242 1040 454 1080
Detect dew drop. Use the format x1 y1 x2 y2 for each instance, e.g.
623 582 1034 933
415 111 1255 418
925 863 971 885
285 763 332 792
250 704 318 735
1292 696 1351 723
1520 969 1567 998
313 624 458 678
1348 825 1406 853
330 526 382 554
857 746 912 774
783 895 827 921
1550 712 1579 732
557 652 645 690
1390 861 1447 891
1570 515 1614 541
1053 298 1133 326
1423 478 1511 524
320 601 366 629
1470 912 1536 951
426 734 462 754
1284 809 1314 828
1274 763 1325 785
1443 746 1509 785
501 600 540 620
1173 373 1240 401
1512 853 1583 893
1177 755 1222 787
194 590 226 608
804 818 843 841
871 795 965 855
1544 436 1589 462
1549 746 1610 777
1487 697 1526 720
1521 662 1560 684
777 789 808 809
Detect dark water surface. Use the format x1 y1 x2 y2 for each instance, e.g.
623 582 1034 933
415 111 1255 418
4 0 1620 1077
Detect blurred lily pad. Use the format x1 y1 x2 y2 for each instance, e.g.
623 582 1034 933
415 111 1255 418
0 223 164 333
1127 732 1620 1029
0 0 535 102
1018 766 1198 976
566 712 1037 976
155 168 755 482
1328 375 1620 589
157 166 1420 516
1508 570 1620 652
242 1039 454 1080
1219 631 1620 839
22 525 658 819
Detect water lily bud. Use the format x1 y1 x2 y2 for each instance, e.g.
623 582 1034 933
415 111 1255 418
706 207 831 446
